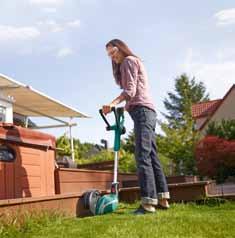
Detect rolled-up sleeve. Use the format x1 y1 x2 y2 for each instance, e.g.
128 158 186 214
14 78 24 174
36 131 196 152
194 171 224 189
120 58 138 99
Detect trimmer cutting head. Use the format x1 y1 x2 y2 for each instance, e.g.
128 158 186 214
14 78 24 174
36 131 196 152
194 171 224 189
83 190 101 215
83 190 118 215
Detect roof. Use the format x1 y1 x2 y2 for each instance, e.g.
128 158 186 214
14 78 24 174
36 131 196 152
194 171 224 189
192 84 235 130
0 73 89 118
191 99 222 118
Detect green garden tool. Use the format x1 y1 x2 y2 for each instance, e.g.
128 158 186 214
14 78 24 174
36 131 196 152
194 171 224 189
83 107 125 215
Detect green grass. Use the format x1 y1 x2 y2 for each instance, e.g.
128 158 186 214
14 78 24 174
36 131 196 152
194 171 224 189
1 201 235 238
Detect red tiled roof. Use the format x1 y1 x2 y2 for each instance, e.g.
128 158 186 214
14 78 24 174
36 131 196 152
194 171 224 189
191 99 222 118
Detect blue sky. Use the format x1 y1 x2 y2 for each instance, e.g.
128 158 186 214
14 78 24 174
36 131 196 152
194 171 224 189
0 0 235 146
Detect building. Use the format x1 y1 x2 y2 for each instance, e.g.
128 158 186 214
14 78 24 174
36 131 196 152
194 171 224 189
192 84 235 134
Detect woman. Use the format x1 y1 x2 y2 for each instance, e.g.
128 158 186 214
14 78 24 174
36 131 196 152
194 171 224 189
102 39 170 215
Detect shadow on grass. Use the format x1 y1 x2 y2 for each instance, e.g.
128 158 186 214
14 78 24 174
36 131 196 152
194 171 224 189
195 197 227 207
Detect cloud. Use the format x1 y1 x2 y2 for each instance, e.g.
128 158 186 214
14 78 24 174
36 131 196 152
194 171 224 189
37 20 63 32
37 19 81 33
216 48 235 61
181 48 235 99
214 8 235 26
67 20 81 28
57 47 74 58
29 0 64 6
42 7 57 13
0 25 40 42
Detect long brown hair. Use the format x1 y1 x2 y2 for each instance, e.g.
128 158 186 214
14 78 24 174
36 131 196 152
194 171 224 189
106 39 138 87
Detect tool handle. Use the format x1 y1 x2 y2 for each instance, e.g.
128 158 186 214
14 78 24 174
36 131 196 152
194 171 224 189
111 107 120 129
99 107 121 131
99 109 111 130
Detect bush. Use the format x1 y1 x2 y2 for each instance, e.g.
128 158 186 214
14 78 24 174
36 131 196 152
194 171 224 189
195 135 235 182
206 120 235 140
77 150 114 164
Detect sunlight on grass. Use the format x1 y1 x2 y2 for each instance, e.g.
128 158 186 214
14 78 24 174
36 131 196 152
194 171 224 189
0 201 235 238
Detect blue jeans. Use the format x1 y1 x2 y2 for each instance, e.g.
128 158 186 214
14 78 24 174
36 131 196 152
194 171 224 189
129 106 170 205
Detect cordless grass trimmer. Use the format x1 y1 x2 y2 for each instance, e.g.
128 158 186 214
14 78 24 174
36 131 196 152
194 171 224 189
83 107 126 215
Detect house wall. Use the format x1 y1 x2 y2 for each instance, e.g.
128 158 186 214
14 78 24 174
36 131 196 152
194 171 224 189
195 117 207 130
201 87 235 134
0 98 13 123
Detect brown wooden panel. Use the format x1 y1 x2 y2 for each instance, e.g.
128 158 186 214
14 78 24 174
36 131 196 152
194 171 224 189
45 150 55 196
0 163 5 199
22 188 42 197
0 194 89 218
57 170 113 182
5 162 15 199
118 174 138 181
20 150 41 166
0 124 56 149
0 126 56 200
40 150 46 197
14 146 23 198
21 176 41 189
59 181 112 194
20 165 41 177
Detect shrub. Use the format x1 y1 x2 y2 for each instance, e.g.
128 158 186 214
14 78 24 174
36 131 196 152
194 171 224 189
195 135 235 182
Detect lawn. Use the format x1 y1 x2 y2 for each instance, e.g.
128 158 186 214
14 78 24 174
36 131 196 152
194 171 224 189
1 200 235 238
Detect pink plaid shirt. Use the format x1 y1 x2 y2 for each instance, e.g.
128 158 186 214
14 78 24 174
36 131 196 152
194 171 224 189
119 56 155 112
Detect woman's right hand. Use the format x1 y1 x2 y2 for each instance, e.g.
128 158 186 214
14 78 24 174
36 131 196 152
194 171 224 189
102 105 113 115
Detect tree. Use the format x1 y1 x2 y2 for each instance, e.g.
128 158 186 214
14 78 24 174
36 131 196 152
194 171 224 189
56 134 71 156
122 131 135 153
56 134 96 162
158 74 209 175
163 74 209 129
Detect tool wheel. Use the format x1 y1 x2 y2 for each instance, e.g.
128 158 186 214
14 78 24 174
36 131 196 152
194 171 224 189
83 190 101 209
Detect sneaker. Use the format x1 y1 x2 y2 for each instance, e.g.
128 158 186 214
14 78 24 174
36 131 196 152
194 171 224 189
142 203 156 212
156 204 170 210
133 205 156 215
157 199 170 210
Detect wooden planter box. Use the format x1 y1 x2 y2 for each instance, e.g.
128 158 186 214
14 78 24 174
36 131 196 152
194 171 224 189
166 175 199 184
0 124 56 199
0 193 90 218
54 168 138 195
119 181 216 203
77 160 115 171
120 175 200 188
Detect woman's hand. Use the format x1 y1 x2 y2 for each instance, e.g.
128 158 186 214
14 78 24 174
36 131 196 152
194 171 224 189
102 94 126 115
102 104 113 115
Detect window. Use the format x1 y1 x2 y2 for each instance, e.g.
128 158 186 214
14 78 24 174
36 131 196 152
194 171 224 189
0 145 16 162
0 106 6 122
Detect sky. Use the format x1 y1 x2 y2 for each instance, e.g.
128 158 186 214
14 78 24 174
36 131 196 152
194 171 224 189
0 0 235 147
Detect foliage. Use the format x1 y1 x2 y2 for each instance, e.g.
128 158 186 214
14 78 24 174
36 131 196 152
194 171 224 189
163 73 209 129
157 122 199 175
121 131 135 154
56 134 71 156
158 74 209 175
118 149 136 173
77 149 114 164
206 119 235 140
158 152 172 176
195 136 235 182
201 120 235 181
56 134 97 162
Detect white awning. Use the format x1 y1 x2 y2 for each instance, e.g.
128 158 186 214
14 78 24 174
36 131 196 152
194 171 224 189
0 73 89 118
